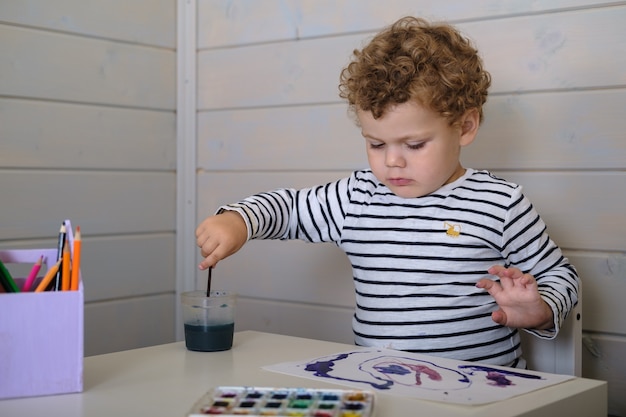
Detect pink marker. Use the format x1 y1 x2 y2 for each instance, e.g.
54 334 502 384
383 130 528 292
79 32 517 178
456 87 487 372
22 255 43 292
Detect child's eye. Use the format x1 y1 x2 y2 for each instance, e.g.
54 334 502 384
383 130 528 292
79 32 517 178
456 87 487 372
407 142 425 150
368 142 384 149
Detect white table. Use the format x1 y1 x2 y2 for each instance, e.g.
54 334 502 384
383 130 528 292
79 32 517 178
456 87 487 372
0 331 606 416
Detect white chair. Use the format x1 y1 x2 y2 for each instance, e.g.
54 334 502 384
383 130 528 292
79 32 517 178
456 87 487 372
520 291 582 376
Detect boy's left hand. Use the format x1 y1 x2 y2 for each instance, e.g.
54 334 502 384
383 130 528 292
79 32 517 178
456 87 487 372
476 265 554 330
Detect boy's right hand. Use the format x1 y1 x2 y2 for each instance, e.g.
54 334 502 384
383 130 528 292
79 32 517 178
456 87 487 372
195 210 248 270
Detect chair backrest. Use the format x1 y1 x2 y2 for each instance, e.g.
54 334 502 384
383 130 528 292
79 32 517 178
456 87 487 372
520 290 582 376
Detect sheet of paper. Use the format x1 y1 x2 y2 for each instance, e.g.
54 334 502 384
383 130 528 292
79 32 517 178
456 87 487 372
263 348 574 405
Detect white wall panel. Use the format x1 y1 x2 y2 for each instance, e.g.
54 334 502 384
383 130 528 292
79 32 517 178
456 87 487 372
197 104 366 171
0 99 176 170
198 6 626 110
197 89 626 173
198 0 624 48
582 333 626 416
84 294 176 356
0 0 175 47
491 172 625 252
465 90 626 170
466 7 626 93
236 297 354 345
0 171 175 239
198 0 300 48
0 25 175 109
197 35 358 110
569 252 626 334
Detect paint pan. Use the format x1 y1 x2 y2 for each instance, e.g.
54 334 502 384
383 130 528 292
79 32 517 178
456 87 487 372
187 386 375 416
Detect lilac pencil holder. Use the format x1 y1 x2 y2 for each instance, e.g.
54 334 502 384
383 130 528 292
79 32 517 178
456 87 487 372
0 221 83 399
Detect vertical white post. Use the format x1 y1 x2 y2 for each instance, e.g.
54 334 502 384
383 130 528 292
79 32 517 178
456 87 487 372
176 0 197 341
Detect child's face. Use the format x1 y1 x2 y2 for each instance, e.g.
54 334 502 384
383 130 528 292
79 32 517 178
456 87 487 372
357 101 476 199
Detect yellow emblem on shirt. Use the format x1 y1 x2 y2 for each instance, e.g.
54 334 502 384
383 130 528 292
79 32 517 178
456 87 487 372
444 222 461 237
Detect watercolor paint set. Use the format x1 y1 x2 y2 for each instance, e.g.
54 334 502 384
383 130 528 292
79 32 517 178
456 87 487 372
187 386 375 416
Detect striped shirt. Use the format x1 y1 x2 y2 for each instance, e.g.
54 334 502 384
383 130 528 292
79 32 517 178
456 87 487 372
221 168 580 366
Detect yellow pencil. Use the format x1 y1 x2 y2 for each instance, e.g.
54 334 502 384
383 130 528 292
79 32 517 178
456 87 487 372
34 259 62 293
61 236 71 291
70 227 82 291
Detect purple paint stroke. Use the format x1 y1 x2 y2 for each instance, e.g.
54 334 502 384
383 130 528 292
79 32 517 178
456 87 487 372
458 365 543 388
375 363 443 386
304 352 393 390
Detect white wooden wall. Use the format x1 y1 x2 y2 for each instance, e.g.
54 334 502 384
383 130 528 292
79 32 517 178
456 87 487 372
195 1 626 415
0 1 177 356
1 1 623 414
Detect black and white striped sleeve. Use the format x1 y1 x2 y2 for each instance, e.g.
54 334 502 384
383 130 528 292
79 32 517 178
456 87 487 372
218 175 354 244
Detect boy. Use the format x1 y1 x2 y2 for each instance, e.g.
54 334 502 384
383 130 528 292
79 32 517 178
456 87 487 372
195 16 579 368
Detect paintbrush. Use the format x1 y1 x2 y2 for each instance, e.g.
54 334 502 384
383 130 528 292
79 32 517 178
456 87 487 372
206 267 212 297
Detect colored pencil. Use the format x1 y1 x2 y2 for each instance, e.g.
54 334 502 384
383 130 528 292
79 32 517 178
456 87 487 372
0 258 20 293
49 222 66 291
70 227 82 291
22 255 44 292
34 259 62 293
61 236 71 291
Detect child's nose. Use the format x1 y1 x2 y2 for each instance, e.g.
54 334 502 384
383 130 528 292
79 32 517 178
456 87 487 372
385 148 405 167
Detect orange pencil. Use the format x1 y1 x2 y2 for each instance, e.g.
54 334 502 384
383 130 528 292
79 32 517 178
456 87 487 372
70 227 82 291
34 259 62 293
61 236 71 291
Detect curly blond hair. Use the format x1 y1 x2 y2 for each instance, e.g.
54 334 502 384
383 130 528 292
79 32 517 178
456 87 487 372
339 16 491 126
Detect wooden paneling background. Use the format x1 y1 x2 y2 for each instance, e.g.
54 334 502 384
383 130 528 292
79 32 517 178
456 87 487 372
0 1 177 355
195 1 625 415
1 1 624 415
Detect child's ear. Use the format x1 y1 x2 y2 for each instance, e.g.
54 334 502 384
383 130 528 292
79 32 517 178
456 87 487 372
459 108 480 146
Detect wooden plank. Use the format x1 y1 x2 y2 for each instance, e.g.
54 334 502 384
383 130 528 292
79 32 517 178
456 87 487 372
198 0 624 48
464 7 626 93
0 25 175 109
197 34 358 110
464 89 626 170
198 88 625 172
84 294 176 356
0 0 175 48
197 104 367 171
492 171 625 252
198 0 299 48
0 171 176 239
582 333 626 416
197 6 625 109
0 234 175 303
235 296 355 345
80 234 175 302
568 252 626 334
0 99 175 170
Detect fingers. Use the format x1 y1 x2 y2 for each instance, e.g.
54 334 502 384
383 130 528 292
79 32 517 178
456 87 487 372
487 265 536 287
198 253 219 271
475 278 497 290
491 309 507 326
195 211 249 270
488 265 523 279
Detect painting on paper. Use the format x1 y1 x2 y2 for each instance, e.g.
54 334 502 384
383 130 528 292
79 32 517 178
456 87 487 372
264 348 573 405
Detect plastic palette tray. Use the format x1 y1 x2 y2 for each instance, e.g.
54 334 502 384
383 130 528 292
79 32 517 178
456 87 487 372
187 386 375 416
